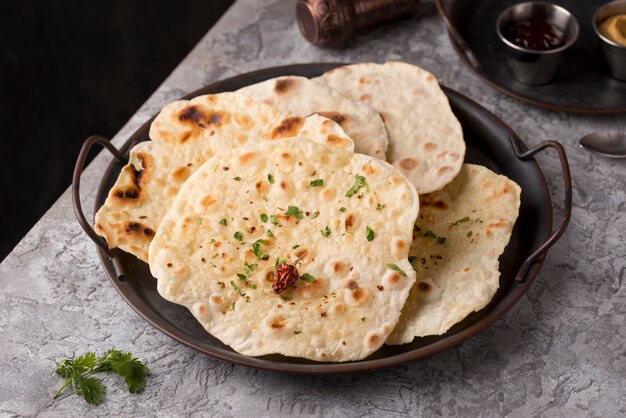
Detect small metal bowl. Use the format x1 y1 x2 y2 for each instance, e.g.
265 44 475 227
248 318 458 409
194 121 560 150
496 2 579 85
593 0 626 81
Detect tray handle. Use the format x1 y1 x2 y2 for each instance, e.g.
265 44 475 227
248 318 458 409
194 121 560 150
512 139 572 282
435 0 481 69
72 135 128 279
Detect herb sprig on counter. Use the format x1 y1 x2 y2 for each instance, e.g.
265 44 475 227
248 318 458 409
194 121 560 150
53 350 148 405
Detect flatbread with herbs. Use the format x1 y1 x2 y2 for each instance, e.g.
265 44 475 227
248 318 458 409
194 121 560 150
95 93 354 262
149 138 419 362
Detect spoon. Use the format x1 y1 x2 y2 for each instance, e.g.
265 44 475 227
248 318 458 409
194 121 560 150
579 131 626 159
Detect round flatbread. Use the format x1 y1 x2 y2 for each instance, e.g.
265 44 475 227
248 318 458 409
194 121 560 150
95 92 354 262
238 76 389 159
149 138 419 362
387 164 521 345
315 61 465 194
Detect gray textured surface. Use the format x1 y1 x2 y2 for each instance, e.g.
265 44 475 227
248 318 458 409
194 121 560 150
1 0 625 416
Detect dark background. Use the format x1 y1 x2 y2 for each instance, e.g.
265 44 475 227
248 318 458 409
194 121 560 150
0 0 234 261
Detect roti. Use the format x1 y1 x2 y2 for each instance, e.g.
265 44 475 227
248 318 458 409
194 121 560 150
386 164 521 345
315 61 465 194
237 76 389 159
94 92 354 262
149 138 419 362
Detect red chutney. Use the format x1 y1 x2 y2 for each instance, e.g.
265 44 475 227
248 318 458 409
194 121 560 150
503 19 567 51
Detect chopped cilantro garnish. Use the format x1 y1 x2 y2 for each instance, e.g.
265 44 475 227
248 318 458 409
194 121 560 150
230 280 244 297
196 218 203 225
293 244 300 249
233 176 241 181
285 205 304 219
467 230 473 237
231 302 236 310
217 281 224 285
281 296 292 302
361 317 366 322
267 229 275 238
294 331 302 334
423 230 446 245
321 226 331 237
450 216 470 226
408 256 417 263
251 239 269 260
475 218 484 223
311 211 319 219
310 179 324 187
345 174 368 198
210 238 216 243
234 231 243 241
236 273 247 281
260 213 268 222
248 284 257 289
365 226 375 241
270 215 279 225
219 219 227 226
339 207 346 212
300 273 315 283
376 203 383 211
387 263 407 277
267 173 275 184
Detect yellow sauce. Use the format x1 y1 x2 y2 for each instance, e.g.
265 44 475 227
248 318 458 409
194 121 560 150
599 14 626 46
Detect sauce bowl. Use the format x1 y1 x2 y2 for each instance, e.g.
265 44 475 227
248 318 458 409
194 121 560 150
496 2 579 85
593 0 626 81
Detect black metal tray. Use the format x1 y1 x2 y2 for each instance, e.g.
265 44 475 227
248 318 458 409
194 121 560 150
437 0 626 114
72 63 572 374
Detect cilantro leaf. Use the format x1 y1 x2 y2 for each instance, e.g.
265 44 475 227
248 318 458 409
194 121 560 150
386 263 407 277
321 226 331 237
77 376 106 405
365 226 375 242
267 229 275 238
219 218 227 226
95 350 148 394
234 231 243 241
285 206 304 219
251 239 269 260
267 173 275 184
260 213 268 223
450 216 470 226
345 174 368 198
310 179 324 187
311 211 319 219
300 273 315 283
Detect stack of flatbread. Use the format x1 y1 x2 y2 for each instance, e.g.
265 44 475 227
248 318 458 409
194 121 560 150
94 61 521 362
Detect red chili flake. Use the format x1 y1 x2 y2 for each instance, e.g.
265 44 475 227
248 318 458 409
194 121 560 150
321 312 327 317
222 166 229 171
273 263 299 294
377 285 384 291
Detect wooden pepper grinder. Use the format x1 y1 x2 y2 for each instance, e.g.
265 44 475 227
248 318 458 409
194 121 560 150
296 0 421 48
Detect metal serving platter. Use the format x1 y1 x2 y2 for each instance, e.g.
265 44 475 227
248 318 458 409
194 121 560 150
437 0 626 114
73 63 571 374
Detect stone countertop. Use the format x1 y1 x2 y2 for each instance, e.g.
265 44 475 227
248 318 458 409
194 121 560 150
1 0 625 416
